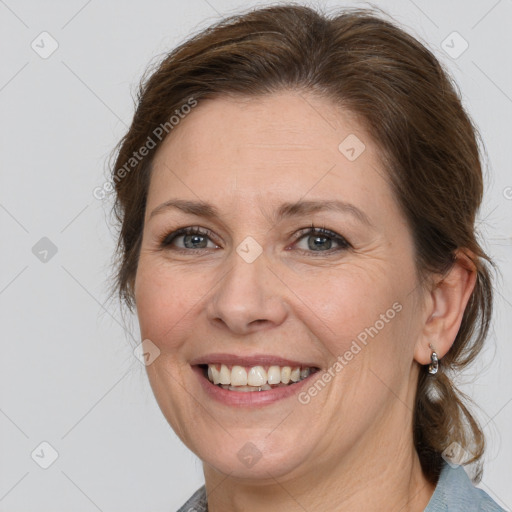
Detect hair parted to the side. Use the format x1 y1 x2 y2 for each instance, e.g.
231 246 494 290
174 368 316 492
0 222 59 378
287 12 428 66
108 3 494 485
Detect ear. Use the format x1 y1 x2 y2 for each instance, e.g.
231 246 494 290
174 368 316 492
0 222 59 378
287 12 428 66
414 250 477 365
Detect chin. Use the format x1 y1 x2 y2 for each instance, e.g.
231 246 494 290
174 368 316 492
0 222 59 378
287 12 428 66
190 426 314 481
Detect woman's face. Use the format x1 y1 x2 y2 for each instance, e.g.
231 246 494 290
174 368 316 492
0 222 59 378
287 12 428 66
134 91 426 482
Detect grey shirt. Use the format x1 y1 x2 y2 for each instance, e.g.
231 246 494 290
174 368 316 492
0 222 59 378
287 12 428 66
176 462 505 511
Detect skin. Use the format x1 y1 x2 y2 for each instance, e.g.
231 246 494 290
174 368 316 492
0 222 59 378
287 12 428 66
133 91 476 511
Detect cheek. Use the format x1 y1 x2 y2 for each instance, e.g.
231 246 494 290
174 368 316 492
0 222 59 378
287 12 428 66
134 259 204 349
288 262 415 401
287 264 401 345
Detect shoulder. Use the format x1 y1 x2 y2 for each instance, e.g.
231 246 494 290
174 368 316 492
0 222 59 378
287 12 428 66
176 485 208 512
424 462 505 512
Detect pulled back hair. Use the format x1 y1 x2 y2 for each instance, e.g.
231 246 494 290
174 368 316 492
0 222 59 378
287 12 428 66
109 4 494 484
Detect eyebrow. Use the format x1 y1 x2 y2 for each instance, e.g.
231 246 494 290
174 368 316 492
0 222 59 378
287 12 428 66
148 198 372 226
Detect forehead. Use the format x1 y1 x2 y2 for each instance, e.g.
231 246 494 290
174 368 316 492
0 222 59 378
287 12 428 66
147 91 397 225
153 91 370 167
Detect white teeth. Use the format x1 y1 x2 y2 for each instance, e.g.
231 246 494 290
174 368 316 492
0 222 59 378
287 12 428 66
267 366 281 385
205 363 316 389
209 365 220 385
247 366 267 386
231 365 248 386
281 366 291 384
219 364 231 385
225 383 272 392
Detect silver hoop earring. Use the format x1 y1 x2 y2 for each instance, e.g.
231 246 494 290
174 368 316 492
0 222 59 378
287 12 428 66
428 344 439 375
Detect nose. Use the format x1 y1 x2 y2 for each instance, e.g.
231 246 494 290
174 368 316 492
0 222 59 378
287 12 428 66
206 246 288 335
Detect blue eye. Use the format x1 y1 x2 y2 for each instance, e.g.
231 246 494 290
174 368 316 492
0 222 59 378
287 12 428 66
161 227 218 251
160 224 351 255
293 225 351 254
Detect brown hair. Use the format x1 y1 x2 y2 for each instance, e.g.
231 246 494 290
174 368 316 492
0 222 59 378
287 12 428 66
109 4 494 484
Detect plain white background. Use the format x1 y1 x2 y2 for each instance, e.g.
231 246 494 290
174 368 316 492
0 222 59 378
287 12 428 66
1 0 511 510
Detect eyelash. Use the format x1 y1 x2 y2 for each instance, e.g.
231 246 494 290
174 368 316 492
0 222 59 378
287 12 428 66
158 223 351 256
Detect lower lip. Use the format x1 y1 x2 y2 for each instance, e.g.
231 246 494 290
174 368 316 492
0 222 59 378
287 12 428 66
192 365 317 407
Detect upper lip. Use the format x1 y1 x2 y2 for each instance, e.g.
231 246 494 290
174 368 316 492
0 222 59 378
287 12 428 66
189 353 320 368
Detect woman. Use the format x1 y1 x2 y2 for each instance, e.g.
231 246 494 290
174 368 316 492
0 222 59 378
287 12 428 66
109 4 504 511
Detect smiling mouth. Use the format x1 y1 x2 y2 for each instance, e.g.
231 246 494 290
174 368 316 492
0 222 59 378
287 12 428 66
198 363 320 392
